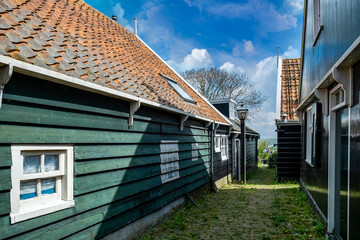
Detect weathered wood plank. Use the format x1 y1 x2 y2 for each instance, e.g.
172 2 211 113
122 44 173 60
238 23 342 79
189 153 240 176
64 177 209 240
74 142 209 160
0 124 209 144
75 162 210 195
0 168 11 191
0 191 10 215
161 123 208 136
0 102 161 133
75 153 210 175
0 146 11 167
1 171 209 239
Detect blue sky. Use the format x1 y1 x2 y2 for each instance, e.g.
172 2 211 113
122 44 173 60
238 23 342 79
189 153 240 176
85 0 304 138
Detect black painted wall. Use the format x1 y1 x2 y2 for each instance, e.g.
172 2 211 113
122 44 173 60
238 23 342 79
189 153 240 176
349 60 360 239
277 124 301 180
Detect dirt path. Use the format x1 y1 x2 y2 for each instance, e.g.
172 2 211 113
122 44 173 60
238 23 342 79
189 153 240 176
140 166 325 240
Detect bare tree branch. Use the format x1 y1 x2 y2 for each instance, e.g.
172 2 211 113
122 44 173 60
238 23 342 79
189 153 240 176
181 67 267 109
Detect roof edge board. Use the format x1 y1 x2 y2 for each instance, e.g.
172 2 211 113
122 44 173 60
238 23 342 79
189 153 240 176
135 36 233 126
0 55 230 126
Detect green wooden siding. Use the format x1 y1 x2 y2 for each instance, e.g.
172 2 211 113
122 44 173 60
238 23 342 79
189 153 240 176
0 74 211 239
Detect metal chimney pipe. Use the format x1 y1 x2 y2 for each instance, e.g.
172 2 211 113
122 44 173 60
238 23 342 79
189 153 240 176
133 18 137 36
112 15 117 21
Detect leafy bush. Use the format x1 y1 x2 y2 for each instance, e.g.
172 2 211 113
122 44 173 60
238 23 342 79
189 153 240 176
267 152 278 168
258 140 269 159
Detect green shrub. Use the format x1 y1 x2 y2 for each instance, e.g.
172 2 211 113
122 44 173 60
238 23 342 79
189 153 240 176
267 152 278 168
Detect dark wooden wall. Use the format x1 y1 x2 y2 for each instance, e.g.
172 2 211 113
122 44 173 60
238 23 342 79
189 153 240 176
245 137 257 172
277 124 301 180
0 73 211 239
301 0 360 101
212 126 229 182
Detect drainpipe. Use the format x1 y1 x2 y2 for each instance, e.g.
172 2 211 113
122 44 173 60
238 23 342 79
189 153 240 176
210 122 215 191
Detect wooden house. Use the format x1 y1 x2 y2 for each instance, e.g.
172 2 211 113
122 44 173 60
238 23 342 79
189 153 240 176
210 99 260 186
275 58 302 180
295 0 360 239
0 0 232 239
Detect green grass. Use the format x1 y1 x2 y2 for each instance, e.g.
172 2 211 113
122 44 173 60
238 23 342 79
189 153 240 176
138 166 326 240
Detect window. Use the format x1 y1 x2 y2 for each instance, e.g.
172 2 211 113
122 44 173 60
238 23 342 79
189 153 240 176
305 103 320 166
214 136 221 152
220 136 228 160
160 141 180 183
160 74 196 104
313 0 322 44
330 85 346 111
10 145 74 224
191 143 199 161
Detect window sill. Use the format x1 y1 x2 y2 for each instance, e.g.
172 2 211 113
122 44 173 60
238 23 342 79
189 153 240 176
221 156 228 161
10 200 74 224
305 159 314 167
214 148 221 153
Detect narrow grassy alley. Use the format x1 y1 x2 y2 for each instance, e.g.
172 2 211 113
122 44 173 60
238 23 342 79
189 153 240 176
140 166 325 240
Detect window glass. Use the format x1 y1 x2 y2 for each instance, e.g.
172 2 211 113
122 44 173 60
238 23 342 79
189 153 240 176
41 178 56 195
44 155 59 172
20 180 37 200
168 80 195 103
23 155 41 174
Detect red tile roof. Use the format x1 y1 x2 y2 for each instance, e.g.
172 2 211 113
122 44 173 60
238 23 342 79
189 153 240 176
280 58 300 120
0 0 227 123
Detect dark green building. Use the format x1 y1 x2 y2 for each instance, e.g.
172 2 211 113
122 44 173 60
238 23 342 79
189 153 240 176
0 0 231 239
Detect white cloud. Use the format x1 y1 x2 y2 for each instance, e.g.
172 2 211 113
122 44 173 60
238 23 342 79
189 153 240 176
248 111 277 138
243 40 255 54
286 0 304 11
112 3 134 32
281 46 300 59
220 62 244 74
168 48 214 72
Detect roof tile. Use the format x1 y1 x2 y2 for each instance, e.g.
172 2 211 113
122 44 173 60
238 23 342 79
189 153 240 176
0 0 227 124
18 44 36 58
27 38 45 51
0 17 12 30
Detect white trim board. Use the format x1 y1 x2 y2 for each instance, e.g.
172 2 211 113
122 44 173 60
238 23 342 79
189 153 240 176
0 55 231 126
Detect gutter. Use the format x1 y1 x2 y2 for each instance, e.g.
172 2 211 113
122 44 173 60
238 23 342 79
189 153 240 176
210 122 215 191
299 0 308 102
0 62 13 108
0 55 230 127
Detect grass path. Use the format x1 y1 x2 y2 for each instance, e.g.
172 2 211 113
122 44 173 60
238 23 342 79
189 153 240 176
140 165 325 240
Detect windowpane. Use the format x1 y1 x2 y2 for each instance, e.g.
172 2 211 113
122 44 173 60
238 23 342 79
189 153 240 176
20 180 37 200
45 155 59 172
41 178 56 195
167 80 195 103
23 155 41 174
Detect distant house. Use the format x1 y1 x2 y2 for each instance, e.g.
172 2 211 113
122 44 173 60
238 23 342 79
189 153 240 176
210 98 260 186
275 58 302 180
0 0 232 239
294 0 360 239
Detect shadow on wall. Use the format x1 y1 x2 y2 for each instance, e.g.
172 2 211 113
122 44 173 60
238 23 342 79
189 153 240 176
86 111 211 239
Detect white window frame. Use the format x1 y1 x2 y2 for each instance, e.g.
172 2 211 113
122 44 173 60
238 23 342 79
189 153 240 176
214 136 221 152
160 140 180 184
220 136 228 161
10 145 74 224
305 103 319 167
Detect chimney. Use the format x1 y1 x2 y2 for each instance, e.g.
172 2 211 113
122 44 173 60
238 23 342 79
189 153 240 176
133 18 137 36
112 15 117 21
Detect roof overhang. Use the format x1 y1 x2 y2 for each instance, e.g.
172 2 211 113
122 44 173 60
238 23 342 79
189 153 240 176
297 35 360 112
0 55 231 126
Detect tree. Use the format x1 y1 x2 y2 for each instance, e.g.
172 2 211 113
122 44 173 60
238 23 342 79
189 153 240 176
181 67 266 109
